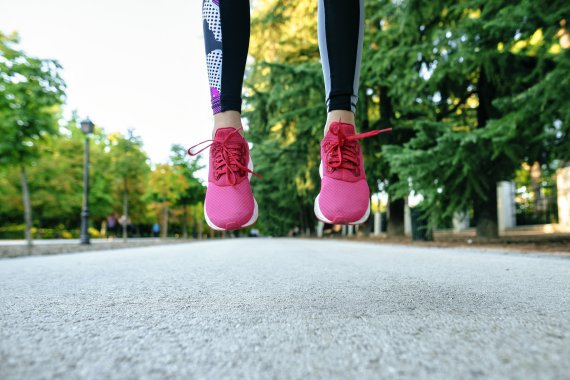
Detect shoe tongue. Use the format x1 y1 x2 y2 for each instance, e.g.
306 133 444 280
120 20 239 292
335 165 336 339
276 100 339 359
212 128 246 186
214 127 242 141
326 122 360 181
330 122 356 136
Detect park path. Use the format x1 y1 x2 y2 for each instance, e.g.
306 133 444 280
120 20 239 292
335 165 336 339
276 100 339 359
1 239 569 379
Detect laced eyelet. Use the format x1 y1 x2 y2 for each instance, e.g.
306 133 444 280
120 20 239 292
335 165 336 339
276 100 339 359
321 125 392 175
187 127 262 185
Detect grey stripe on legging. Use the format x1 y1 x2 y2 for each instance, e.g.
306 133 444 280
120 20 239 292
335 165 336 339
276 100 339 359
317 0 364 114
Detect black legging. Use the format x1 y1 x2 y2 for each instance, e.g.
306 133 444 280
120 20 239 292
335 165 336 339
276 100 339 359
202 0 364 115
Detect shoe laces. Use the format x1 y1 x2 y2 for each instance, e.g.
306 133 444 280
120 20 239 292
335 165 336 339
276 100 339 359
188 127 261 186
325 123 392 174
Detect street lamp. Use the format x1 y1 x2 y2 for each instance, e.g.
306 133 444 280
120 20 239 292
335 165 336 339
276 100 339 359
80 117 95 245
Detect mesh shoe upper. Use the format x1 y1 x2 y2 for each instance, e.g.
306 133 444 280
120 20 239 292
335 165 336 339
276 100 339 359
189 127 258 231
316 122 391 224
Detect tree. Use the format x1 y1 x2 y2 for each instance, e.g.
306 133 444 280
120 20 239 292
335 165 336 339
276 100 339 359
87 123 117 224
169 145 205 238
26 119 83 230
245 1 327 235
0 115 120 237
108 130 150 240
246 0 408 236
0 32 66 245
146 163 189 238
381 0 570 238
358 0 429 236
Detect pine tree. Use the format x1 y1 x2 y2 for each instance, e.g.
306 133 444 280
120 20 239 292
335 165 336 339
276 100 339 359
245 0 323 235
381 0 570 238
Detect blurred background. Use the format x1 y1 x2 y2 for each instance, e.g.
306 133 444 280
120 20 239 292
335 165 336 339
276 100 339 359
1 0 569 246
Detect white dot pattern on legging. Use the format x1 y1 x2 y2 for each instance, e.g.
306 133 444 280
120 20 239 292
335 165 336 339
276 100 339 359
203 0 222 42
207 49 223 90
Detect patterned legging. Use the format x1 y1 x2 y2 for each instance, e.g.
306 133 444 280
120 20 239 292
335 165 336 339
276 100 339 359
203 0 364 115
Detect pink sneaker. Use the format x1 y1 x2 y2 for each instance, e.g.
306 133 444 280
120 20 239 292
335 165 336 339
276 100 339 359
314 122 391 225
188 127 260 231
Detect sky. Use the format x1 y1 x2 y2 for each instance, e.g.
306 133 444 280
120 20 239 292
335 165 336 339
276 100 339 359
0 0 214 167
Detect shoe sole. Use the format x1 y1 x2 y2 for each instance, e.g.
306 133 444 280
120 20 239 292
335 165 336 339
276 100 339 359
204 158 259 231
314 161 371 225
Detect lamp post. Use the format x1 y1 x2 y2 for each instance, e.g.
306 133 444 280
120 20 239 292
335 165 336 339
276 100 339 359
80 118 95 245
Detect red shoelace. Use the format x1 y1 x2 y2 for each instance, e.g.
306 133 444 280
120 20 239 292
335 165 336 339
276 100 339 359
325 126 392 173
188 127 261 186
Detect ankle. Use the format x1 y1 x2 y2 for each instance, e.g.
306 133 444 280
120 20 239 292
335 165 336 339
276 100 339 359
325 110 355 134
213 111 244 137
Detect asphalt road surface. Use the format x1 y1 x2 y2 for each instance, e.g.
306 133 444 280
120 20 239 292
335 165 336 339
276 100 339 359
1 239 568 380
0 238 161 246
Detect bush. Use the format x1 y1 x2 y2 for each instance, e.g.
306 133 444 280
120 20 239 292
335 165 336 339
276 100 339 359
0 224 80 239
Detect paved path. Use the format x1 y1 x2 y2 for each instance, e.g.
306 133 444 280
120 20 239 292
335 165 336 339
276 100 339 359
0 238 162 246
1 239 568 379
0 238 184 259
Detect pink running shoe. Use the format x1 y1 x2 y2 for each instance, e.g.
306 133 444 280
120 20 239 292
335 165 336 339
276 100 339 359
314 122 391 225
188 127 260 231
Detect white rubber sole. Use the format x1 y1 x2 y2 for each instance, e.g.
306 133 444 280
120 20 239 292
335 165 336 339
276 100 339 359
314 160 371 225
204 158 259 231
205 198 258 231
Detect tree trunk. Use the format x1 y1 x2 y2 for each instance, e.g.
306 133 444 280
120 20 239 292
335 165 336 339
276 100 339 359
379 85 405 239
161 203 169 238
190 206 196 239
378 85 393 130
196 206 203 239
182 204 189 239
387 197 405 237
475 66 500 239
474 189 499 239
19 166 33 247
122 186 128 242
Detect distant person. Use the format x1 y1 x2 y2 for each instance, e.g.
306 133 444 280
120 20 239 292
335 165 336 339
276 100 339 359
118 215 130 237
152 223 160 238
290 226 300 237
189 0 390 231
106 214 117 238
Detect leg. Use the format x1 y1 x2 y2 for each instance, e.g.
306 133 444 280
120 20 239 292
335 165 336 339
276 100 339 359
318 0 364 132
202 0 250 134
315 0 391 225
191 0 257 232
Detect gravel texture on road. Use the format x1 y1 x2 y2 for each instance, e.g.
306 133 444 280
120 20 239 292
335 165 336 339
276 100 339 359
1 238 568 379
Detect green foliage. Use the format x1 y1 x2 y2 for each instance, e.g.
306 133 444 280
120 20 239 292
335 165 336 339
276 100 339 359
245 2 328 235
0 31 66 166
0 120 206 237
107 130 151 223
245 61 324 235
146 163 188 205
170 144 205 207
0 33 204 238
27 121 84 223
245 0 570 237
375 0 570 236
3 0 569 238
0 31 66 243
